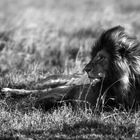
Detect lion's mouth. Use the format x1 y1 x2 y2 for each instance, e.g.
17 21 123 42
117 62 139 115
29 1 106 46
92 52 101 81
89 78 100 86
88 73 105 86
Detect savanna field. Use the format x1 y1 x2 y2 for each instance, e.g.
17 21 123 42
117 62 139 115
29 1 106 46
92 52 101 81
1 0 140 139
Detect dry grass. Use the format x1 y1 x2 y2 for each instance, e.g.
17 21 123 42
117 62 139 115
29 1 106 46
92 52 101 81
0 0 140 139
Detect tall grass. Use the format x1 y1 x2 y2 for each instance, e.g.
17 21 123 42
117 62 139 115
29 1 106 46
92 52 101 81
0 0 140 75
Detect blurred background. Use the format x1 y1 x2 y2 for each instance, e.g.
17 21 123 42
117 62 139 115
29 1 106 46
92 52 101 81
0 0 140 75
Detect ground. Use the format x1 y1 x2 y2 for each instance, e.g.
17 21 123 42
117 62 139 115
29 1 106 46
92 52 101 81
0 0 140 139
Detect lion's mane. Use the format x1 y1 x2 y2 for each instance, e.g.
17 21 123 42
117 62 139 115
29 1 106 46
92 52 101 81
91 26 140 108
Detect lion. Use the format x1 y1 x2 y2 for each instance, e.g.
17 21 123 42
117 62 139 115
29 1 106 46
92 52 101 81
35 26 140 111
84 25 140 110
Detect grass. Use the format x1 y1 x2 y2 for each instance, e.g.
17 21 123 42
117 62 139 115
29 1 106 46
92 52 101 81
0 104 138 140
0 0 140 139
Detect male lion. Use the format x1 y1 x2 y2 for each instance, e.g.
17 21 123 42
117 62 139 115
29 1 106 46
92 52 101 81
35 26 140 111
84 25 140 109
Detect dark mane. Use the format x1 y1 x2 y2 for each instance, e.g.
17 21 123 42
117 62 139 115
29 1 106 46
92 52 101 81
91 26 140 95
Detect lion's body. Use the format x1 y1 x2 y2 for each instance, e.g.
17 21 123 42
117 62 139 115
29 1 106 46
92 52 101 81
35 26 140 111
35 81 101 111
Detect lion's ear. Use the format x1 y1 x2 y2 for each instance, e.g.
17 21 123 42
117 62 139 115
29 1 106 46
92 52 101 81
118 47 125 55
118 47 129 59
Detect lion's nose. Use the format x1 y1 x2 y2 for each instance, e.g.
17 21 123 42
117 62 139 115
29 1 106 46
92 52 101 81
84 65 91 73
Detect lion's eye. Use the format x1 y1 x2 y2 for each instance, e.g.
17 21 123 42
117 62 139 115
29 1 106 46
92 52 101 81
100 55 105 60
97 55 105 61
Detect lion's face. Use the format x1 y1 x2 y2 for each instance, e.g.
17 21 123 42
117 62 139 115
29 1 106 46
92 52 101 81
84 49 110 84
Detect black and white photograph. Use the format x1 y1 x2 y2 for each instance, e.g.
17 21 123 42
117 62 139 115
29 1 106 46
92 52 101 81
0 0 140 139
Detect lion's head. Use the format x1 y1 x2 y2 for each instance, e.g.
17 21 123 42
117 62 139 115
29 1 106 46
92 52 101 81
84 26 140 107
